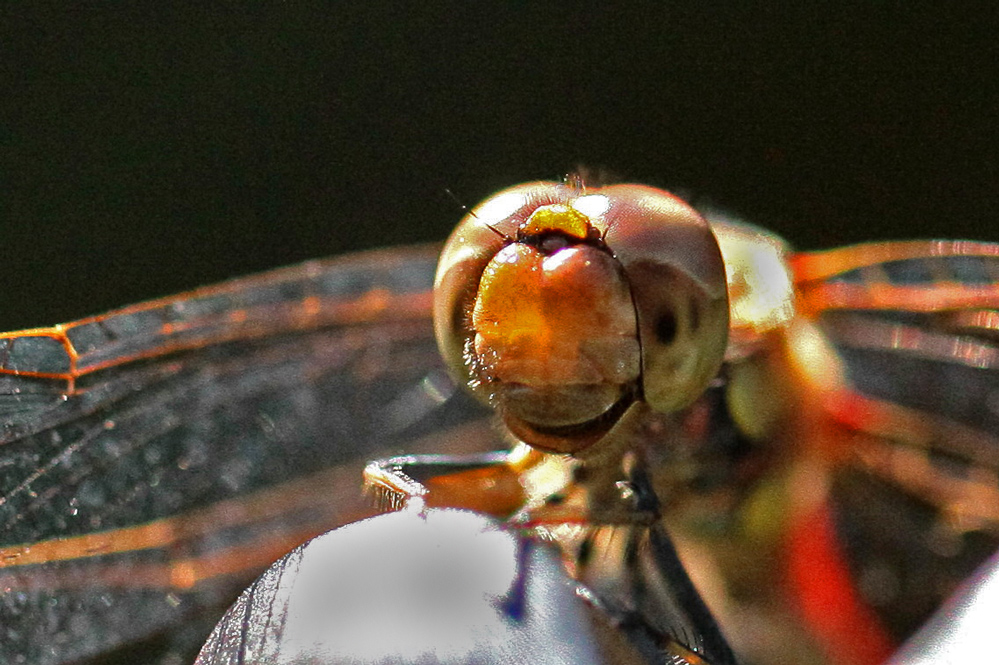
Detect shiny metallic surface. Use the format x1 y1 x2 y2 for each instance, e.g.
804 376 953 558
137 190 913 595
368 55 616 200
196 508 612 665
889 552 999 665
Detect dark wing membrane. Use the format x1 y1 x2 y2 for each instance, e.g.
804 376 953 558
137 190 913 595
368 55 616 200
792 240 999 490
0 245 499 665
791 241 999 637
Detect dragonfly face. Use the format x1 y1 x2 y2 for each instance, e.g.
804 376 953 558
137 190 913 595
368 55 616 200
435 182 730 454
2 181 998 665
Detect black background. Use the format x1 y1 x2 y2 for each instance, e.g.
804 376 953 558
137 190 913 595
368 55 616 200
4 5 997 331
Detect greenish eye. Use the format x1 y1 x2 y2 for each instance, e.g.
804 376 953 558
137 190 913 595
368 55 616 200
654 309 679 345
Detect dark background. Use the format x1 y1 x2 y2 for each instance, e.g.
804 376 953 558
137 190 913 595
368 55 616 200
4 5 997 331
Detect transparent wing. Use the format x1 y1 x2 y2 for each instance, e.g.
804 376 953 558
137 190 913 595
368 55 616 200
791 240 999 638
793 240 999 512
0 245 499 665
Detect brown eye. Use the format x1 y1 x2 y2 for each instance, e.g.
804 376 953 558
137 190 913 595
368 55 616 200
433 181 729 452
433 182 564 394
433 182 644 453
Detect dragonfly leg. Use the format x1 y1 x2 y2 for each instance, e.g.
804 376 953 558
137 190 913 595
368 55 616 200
364 451 529 518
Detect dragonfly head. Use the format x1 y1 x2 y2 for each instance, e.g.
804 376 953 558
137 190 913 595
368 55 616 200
435 181 729 455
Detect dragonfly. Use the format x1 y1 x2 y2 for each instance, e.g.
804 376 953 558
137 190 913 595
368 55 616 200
1 180 997 665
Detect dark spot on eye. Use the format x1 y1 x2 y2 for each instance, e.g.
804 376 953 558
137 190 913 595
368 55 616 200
545 492 566 506
654 308 678 345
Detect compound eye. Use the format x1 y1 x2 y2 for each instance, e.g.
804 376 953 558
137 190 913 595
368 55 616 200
433 182 564 394
601 185 729 413
432 181 730 454
433 182 644 454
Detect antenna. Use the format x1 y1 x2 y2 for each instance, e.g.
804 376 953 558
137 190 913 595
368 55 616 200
444 188 477 218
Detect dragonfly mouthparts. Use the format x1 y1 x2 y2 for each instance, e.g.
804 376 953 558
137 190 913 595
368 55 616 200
499 390 638 455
